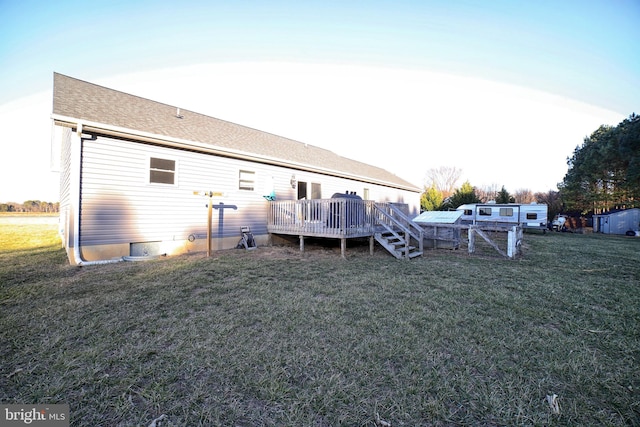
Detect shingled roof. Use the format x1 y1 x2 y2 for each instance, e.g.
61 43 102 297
52 73 419 191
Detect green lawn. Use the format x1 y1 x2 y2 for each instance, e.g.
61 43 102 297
1 223 639 426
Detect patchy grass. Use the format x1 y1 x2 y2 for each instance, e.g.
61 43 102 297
1 222 639 426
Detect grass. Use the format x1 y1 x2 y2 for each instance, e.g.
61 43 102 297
1 221 639 426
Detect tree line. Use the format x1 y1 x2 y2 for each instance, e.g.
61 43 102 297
421 113 639 220
0 200 60 213
559 113 639 214
421 174 562 220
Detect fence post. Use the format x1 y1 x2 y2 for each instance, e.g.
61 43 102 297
468 226 475 254
507 226 515 258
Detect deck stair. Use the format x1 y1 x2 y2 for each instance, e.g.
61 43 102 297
375 227 422 259
374 203 424 259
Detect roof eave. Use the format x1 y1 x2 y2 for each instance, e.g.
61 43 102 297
52 114 421 193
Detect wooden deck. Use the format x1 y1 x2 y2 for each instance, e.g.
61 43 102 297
267 199 379 238
267 199 522 259
267 199 424 258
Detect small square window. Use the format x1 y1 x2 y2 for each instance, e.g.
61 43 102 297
239 170 255 191
499 208 513 216
479 207 492 216
149 157 175 185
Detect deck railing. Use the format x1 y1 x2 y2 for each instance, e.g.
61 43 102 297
267 199 380 238
375 202 424 255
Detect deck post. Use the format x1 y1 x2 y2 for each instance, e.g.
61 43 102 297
369 235 374 255
341 238 346 258
299 235 304 252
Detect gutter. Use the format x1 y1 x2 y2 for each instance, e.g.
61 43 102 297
51 114 421 193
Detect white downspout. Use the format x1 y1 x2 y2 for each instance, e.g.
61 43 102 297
70 123 122 266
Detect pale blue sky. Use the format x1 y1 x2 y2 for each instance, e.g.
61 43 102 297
0 0 638 201
2 0 638 112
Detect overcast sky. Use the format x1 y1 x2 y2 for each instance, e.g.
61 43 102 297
1 0 638 202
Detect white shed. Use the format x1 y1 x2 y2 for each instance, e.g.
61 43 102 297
593 208 640 235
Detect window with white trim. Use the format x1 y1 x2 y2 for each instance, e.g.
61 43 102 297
311 183 322 199
149 157 176 185
239 170 255 191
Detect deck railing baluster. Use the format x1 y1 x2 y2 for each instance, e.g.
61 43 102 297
267 199 385 238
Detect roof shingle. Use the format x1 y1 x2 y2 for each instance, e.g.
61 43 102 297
52 73 419 191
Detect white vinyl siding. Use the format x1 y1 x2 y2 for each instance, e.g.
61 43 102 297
78 135 420 247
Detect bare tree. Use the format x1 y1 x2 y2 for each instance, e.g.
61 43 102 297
424 166 462 199
536 190 563 220
514 188 536 204
476 184 500 203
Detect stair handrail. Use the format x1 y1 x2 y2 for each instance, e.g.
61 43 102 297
379 204 424 247
374 204 424 255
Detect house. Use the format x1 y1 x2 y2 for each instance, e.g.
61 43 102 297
592 208 640 235
51 73 421 264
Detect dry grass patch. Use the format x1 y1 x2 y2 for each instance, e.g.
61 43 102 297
1 221 639 426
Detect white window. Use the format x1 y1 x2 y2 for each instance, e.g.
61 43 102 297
311 183 322 199
239 170 255 191
149 157 176 185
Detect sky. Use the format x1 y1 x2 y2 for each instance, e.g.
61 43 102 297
0 0 638 202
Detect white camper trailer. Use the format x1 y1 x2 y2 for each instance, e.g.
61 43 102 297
457 203 548 230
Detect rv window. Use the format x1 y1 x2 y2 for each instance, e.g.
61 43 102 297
464 209 473 216
149 157 175 185
499 208 513 216
239 170 255 191
479 207 492 216
526 213 538 220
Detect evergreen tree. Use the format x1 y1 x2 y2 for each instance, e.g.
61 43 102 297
559 113 640 213
495 186 514 203
443 181 481 210
420 184 444 211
